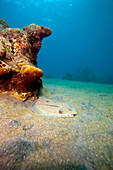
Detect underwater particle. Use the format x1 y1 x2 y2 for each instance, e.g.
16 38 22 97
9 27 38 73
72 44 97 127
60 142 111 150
43 18 54 22
73 113 77 116
46 100 50 102
59 108 63 114
69 4 73 7
34 2 39 6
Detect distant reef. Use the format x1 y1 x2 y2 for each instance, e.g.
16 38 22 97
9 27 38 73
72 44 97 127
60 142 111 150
62 68 113 85
0 18 52 101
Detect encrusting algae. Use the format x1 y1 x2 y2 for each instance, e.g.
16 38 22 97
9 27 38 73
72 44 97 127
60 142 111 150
0 18 52 101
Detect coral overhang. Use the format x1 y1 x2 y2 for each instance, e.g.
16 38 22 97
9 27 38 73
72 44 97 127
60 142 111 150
0 18 52 101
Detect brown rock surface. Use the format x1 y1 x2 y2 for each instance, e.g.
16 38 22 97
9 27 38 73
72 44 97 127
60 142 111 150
0 20 52 101
0 18 9 32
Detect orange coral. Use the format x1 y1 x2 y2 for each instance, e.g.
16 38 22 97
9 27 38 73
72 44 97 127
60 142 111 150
0 67 11 76
22 66 43 80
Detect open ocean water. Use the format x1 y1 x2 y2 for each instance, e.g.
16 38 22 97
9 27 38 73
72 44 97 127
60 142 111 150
0 0 113 81
0 0 113 169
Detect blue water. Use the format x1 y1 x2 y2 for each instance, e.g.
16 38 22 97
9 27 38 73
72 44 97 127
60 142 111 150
0 0 113 83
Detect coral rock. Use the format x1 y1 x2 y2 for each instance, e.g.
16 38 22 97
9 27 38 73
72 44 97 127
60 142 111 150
0 18 9 32
0 20 52 101
0 41 6 59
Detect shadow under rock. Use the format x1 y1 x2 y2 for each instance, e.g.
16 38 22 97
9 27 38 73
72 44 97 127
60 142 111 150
0 136 87 170
25 161 87 170
0 136 36 170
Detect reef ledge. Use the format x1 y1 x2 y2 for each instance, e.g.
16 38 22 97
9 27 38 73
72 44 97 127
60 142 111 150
0 18 52 101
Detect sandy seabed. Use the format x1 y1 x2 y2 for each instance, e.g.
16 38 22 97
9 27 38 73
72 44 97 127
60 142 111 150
0 78 113 170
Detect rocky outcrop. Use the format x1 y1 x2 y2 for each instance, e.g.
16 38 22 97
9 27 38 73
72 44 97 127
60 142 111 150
0 19 52 101
0 18 9 32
